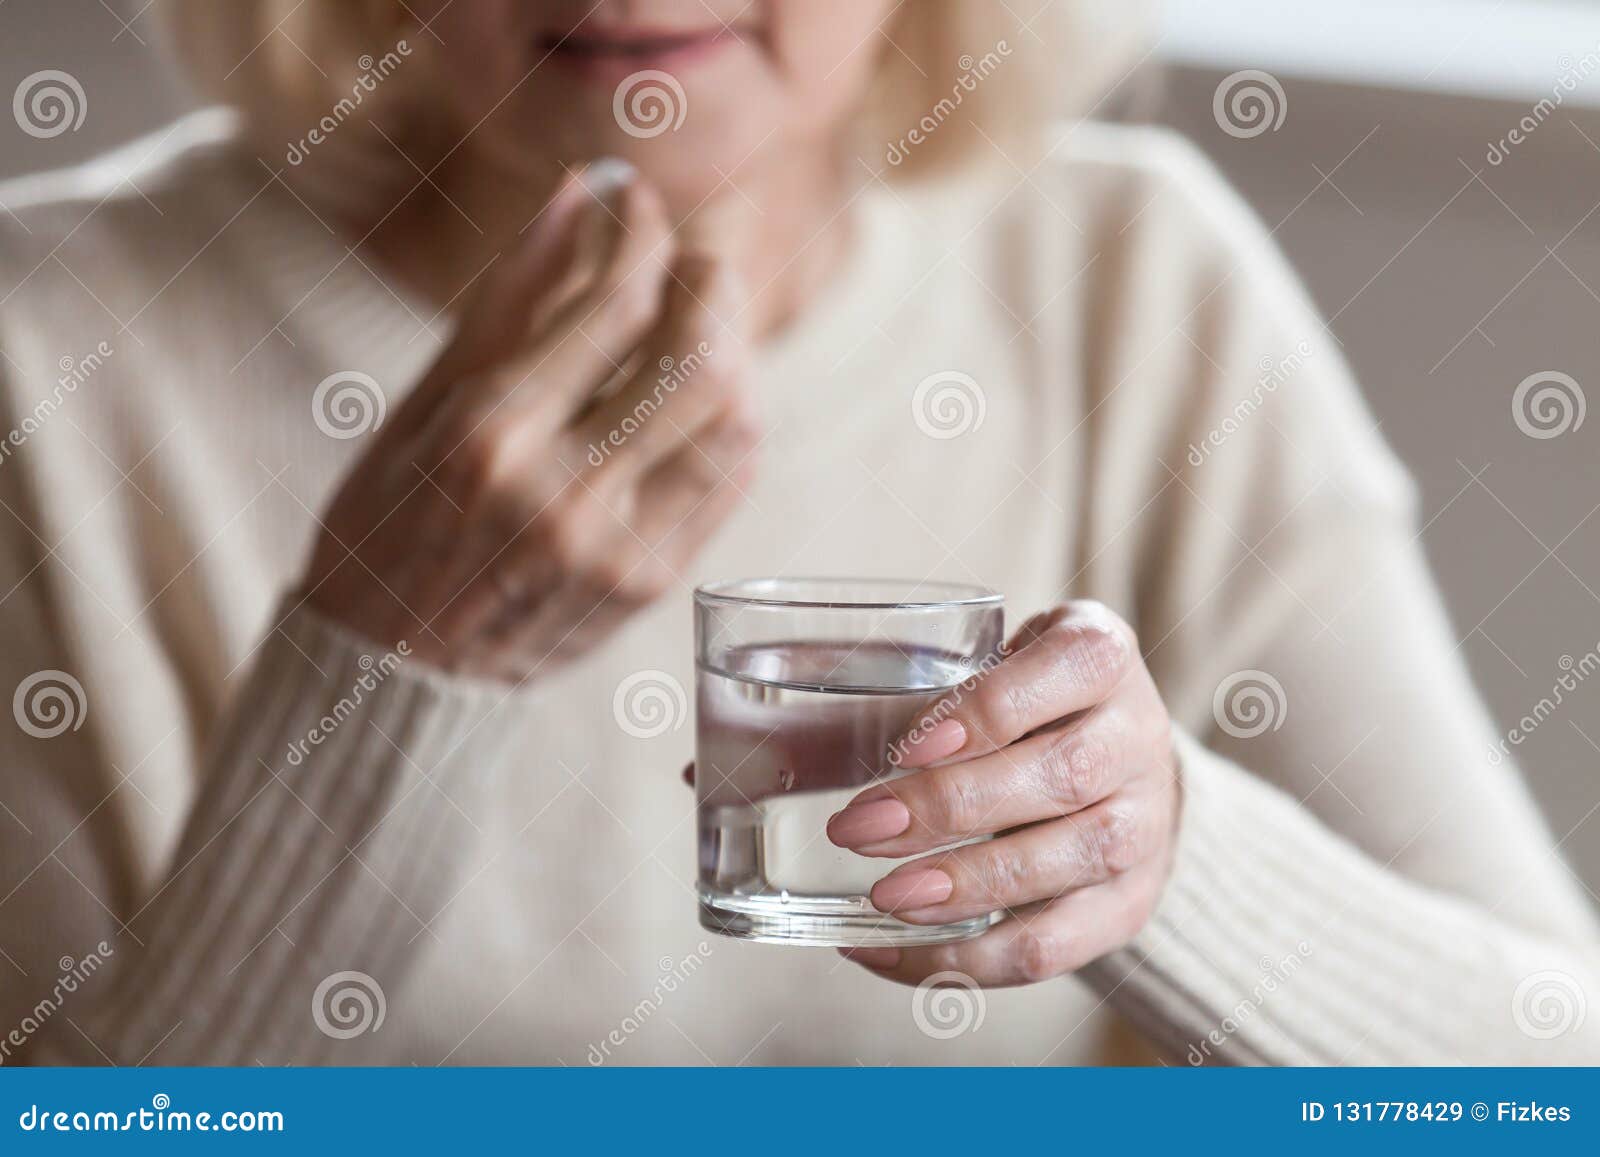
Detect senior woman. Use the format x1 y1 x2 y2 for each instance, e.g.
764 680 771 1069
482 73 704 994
0 0 1596 1066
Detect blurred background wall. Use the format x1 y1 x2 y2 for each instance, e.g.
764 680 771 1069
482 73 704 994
4 0 1600 893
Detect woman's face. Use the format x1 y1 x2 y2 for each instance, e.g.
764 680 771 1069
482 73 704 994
409 0 896 205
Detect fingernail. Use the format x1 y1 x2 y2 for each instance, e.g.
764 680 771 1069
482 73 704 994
826 797 911 849
575 157 634 264
837 946 901 969
871 867 954 912
578 156 636 203
894 718 966 769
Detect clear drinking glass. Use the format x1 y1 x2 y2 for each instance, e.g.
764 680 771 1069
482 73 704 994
694 578 1005 947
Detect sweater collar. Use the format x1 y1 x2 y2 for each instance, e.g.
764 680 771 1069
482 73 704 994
218 112 922 432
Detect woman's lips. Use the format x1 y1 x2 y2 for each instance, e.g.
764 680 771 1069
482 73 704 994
540 26 741 79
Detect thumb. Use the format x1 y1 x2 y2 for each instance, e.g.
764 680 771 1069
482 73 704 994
453 159 639 363
387 160 635 440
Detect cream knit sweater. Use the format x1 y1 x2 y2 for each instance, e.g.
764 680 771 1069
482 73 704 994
1 111 1596 1066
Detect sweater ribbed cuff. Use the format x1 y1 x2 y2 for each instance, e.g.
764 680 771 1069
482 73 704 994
1082 731 1323 1064
1079 731 1545 1066
53 601 520 1065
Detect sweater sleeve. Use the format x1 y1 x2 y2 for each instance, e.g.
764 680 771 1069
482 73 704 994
0 268 523 1066
1068 132 1600 1063
1089 728 1600 1065
17 600 522 1066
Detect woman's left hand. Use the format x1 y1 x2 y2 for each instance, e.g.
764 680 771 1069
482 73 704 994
827 601 1182 986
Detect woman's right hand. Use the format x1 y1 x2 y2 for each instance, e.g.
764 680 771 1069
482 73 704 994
300 166 758 682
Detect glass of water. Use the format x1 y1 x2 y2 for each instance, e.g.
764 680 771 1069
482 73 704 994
694 578 1005 947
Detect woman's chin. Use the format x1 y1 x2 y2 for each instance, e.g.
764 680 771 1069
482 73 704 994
565 135 774 220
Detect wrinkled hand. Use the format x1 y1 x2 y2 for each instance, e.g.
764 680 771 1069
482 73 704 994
301 165 757 681
828 601 1181 986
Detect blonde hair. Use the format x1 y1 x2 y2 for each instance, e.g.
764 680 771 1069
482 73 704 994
162 0 1152 183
